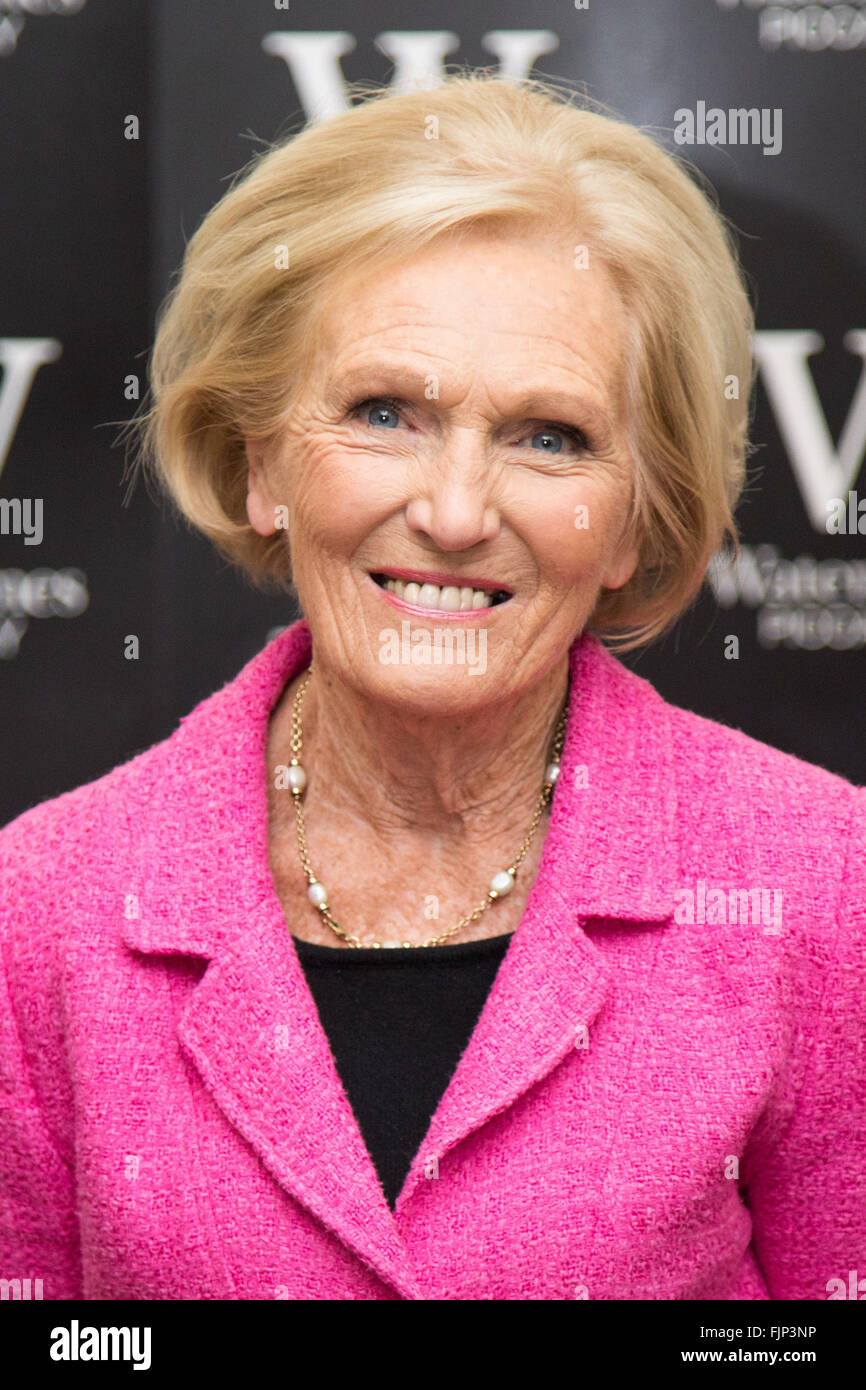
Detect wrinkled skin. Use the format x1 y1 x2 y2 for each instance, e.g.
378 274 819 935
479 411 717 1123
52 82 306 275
247 226 639 945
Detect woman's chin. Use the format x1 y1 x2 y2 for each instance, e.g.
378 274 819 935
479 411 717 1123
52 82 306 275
357 661 498 713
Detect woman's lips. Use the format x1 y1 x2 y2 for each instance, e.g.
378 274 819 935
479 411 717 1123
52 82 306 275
374 566 512 594
368 571 512 618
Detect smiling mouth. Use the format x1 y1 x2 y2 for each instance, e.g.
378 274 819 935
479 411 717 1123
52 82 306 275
370 572 512 611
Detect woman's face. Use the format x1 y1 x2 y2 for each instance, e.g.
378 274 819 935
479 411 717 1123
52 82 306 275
246 225 639 714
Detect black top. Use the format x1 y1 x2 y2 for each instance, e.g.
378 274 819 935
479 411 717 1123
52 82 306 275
291 932 512 1210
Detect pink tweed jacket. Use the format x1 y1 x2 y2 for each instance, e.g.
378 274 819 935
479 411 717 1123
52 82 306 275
1 619 864 1301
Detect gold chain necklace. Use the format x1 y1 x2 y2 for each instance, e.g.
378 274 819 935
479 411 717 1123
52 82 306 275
286 666 569 949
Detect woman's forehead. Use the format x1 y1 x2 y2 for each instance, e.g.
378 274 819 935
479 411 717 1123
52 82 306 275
307 234 627 397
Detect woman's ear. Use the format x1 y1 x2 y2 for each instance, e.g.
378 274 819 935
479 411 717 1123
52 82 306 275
245 439 278 536
601 521 641 593
601 545 639 592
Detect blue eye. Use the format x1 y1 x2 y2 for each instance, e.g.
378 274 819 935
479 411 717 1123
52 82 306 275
365 400 400 428
530 429 564 453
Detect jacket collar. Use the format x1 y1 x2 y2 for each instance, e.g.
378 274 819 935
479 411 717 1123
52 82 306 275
120 618 680 1296
122 618 679 957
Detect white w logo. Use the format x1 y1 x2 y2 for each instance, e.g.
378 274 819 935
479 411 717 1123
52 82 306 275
752 330 866 532
260 29 560 124
0 337 62 479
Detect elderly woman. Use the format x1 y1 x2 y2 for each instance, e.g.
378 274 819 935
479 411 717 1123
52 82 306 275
1 73 864 1303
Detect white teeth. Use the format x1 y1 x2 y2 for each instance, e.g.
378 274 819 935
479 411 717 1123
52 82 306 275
439 586 461 611
377 575 504 611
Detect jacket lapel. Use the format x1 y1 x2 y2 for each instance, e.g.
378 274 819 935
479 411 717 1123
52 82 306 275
119 620 680 1292
120 620 421 1298
171 897 421 1297
395 632 682 1212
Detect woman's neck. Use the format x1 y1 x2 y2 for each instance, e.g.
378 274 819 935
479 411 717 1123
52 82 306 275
272 655 571 853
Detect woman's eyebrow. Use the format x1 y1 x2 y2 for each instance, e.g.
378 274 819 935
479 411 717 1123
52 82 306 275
503 390 612 432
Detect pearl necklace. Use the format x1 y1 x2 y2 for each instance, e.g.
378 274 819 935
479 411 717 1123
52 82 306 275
286 667 569 949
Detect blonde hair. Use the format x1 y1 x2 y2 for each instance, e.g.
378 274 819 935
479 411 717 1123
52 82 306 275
124 70 755 652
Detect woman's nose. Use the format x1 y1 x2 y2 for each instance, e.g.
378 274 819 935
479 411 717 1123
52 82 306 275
404 450 501 552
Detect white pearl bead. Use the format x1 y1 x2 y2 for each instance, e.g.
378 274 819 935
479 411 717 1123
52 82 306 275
545 762 560 784
307 881 328 908
490 870 515 897
287 764 307 792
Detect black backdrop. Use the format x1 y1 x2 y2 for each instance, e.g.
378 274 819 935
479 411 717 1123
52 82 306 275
2 0 865 829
